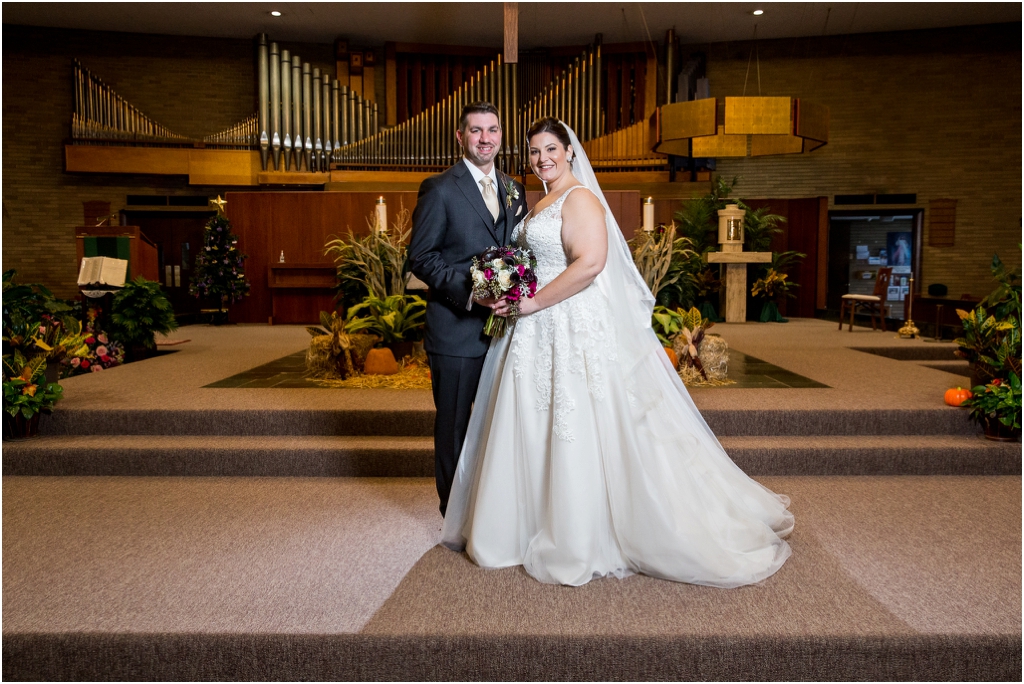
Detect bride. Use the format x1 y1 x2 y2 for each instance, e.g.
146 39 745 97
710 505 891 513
440 118 793 587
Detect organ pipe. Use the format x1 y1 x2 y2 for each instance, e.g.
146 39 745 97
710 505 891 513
281 49 292 170
269 42 281 169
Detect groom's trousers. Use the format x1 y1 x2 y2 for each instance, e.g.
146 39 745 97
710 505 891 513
428 352 486 517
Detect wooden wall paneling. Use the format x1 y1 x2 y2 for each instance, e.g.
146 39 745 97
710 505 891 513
786 198 822 318
605 61 618 133
620 61 631 128
226 193 272 323
411 56 423 116
396 55 409 124
635 57 646 125
425 59 436 108
816 197 829 310
643 53 659 117
385 43 398 126
363 53 376 104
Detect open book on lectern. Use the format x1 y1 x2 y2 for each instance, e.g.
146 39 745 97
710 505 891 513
77 257 128 287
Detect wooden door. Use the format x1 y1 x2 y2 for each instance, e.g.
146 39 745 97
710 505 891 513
742 197 827 319
121 210 215 320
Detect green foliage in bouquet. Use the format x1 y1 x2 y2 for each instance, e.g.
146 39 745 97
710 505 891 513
110 277 178 349
325 203 412 306
961 373 1022 431
343 294 426 345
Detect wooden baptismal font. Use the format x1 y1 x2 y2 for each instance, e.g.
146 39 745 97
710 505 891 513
706 204 771 323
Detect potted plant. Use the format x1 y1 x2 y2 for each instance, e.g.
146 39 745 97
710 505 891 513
751 251 805 323
961 373 1021 441
344 293 427 361
953 306 1009 386
2 352 63 440
109 277 178 361
955 250 1021 386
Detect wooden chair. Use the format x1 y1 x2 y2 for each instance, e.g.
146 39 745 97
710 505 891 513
839 267 894 332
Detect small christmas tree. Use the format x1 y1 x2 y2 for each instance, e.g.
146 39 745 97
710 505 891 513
190 198 250 314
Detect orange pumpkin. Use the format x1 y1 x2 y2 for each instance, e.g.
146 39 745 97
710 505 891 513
364 348 399 375
664 347 678 369
944 387 973 407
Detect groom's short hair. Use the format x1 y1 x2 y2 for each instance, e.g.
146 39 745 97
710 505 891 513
459 102 501 132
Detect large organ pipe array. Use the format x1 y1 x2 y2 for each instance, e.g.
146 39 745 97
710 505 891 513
72 60 189 144
256 34 378 173
334 55 522 173
71 35 661 176
521 44 602 145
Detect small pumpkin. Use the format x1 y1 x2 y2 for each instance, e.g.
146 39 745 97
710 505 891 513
663 347 678 370
944 386 973 407
364 347 399 375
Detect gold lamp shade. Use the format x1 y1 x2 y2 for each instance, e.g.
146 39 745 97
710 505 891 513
651 97 828 158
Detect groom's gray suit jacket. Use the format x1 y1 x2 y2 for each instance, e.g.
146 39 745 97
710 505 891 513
410 161 528 358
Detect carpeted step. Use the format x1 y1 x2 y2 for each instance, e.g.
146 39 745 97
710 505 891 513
719 435 1020 475
5 434 1017 477
40 405 978 437
2 435 434 477
3 476 1019 681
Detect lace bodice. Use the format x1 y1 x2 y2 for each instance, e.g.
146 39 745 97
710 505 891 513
512 185 583 287
508 185 616 442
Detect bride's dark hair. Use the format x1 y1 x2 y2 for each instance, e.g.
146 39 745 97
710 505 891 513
526 117 572 149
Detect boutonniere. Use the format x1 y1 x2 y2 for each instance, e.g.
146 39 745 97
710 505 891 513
503 178 519 208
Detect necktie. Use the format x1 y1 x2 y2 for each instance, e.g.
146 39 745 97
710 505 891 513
480 177 500 222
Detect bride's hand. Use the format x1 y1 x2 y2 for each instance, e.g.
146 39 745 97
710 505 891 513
515 296 541 316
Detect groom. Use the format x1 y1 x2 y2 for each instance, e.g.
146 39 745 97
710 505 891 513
410 102 527 517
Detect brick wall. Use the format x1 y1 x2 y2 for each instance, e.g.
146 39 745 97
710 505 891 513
694 23 1021 300
1 25 335 298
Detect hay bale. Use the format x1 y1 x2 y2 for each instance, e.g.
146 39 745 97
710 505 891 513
675 331 733 387
306 335 344 379
700 334 729 381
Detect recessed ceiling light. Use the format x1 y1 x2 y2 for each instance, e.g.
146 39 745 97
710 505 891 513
752 9 764 15
270 10 282 17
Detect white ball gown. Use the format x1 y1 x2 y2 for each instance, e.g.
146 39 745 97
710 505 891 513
441 131 793 588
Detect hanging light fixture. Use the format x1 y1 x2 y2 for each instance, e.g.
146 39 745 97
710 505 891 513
651 96 829 157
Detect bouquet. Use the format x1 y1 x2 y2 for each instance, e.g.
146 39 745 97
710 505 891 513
471 245 538 337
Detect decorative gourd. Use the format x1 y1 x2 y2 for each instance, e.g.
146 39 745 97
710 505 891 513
664 347 678 370
364 347 399 375
944 387 973 407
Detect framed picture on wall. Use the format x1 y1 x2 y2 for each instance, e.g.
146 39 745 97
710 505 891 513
887 231 913 274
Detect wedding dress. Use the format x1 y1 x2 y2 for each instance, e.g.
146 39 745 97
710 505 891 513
440 126 793 588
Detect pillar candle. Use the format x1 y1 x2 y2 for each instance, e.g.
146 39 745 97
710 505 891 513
375 197 387 233
643 197 654 232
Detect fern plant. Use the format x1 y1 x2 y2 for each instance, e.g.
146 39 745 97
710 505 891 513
109 277 178 349
344 294 426 345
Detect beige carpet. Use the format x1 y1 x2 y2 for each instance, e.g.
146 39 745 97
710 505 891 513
4 475 1018 680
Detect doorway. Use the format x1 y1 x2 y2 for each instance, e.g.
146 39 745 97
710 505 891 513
121 210 215 321
827 209 923 321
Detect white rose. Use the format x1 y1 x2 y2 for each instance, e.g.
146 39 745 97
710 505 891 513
497 270 513 290
491 258 505 270
472 269 487 286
